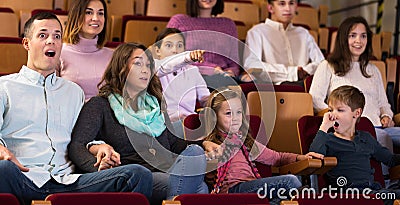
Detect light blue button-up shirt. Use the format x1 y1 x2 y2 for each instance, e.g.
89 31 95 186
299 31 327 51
0 66 85 188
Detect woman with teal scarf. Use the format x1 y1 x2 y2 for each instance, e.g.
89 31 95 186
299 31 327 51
68 43 208 205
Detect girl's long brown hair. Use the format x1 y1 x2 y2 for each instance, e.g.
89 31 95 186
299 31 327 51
97 42 163 106
204 88 258 154
328 16 372 78
63 0 108 48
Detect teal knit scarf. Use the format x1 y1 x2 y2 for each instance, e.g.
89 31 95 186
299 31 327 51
108 93 166 137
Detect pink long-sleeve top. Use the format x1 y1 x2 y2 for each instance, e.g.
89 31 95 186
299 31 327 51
221 141 297 193
167 14 241 76
60 36 113 100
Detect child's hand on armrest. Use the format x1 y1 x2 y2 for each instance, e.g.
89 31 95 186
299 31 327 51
296 152 324 161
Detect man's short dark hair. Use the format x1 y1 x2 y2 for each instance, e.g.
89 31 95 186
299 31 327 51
23 12 62 38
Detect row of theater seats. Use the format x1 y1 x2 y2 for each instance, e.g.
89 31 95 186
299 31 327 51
106 0 262 43
0 1 398 204
0 93 391 204
185 80 400 161
0 0 328 42
0 0 398 147
13 111 393 204
184 82 399 153
182 84 400 202
2 192 272 205
0 7 393 58
183 112 400 186
0 29 398 117
0 100 398 204
0 32 398 130
22 192 400 205
0 0 393 81
0 5 392 64
0 0 54 37
102 0 330 45
0 0 391 56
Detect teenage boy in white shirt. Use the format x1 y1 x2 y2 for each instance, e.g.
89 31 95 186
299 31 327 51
242 0 324 86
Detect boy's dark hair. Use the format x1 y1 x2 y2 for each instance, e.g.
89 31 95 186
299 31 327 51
24 12 62 38
154 28 185 48
328 85 365 111
328 16 373 78
186 0 224 17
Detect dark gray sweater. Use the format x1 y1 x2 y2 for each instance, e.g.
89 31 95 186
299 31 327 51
309 130 400 187
68 96 187 173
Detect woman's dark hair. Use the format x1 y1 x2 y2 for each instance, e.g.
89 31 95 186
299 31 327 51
186 0 224 17
64 0 108 48
328 16 372 78
98 42 162 105
154 28 185 48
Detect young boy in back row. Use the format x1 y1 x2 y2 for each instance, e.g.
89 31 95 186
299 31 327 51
309 85 400 205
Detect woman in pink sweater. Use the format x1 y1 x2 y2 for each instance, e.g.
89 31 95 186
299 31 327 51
203 88 322 204
167 0 241 89
59 0 113 100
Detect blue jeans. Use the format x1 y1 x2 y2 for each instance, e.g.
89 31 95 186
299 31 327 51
0 160 153 205
228 174 302 205
151 172 169 205
375 127 400 177
168 144 208 198
149 144 208 205
384 127 400 148
375 128 394 154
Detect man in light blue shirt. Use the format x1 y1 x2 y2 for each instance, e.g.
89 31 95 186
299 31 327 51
0 12 152 205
